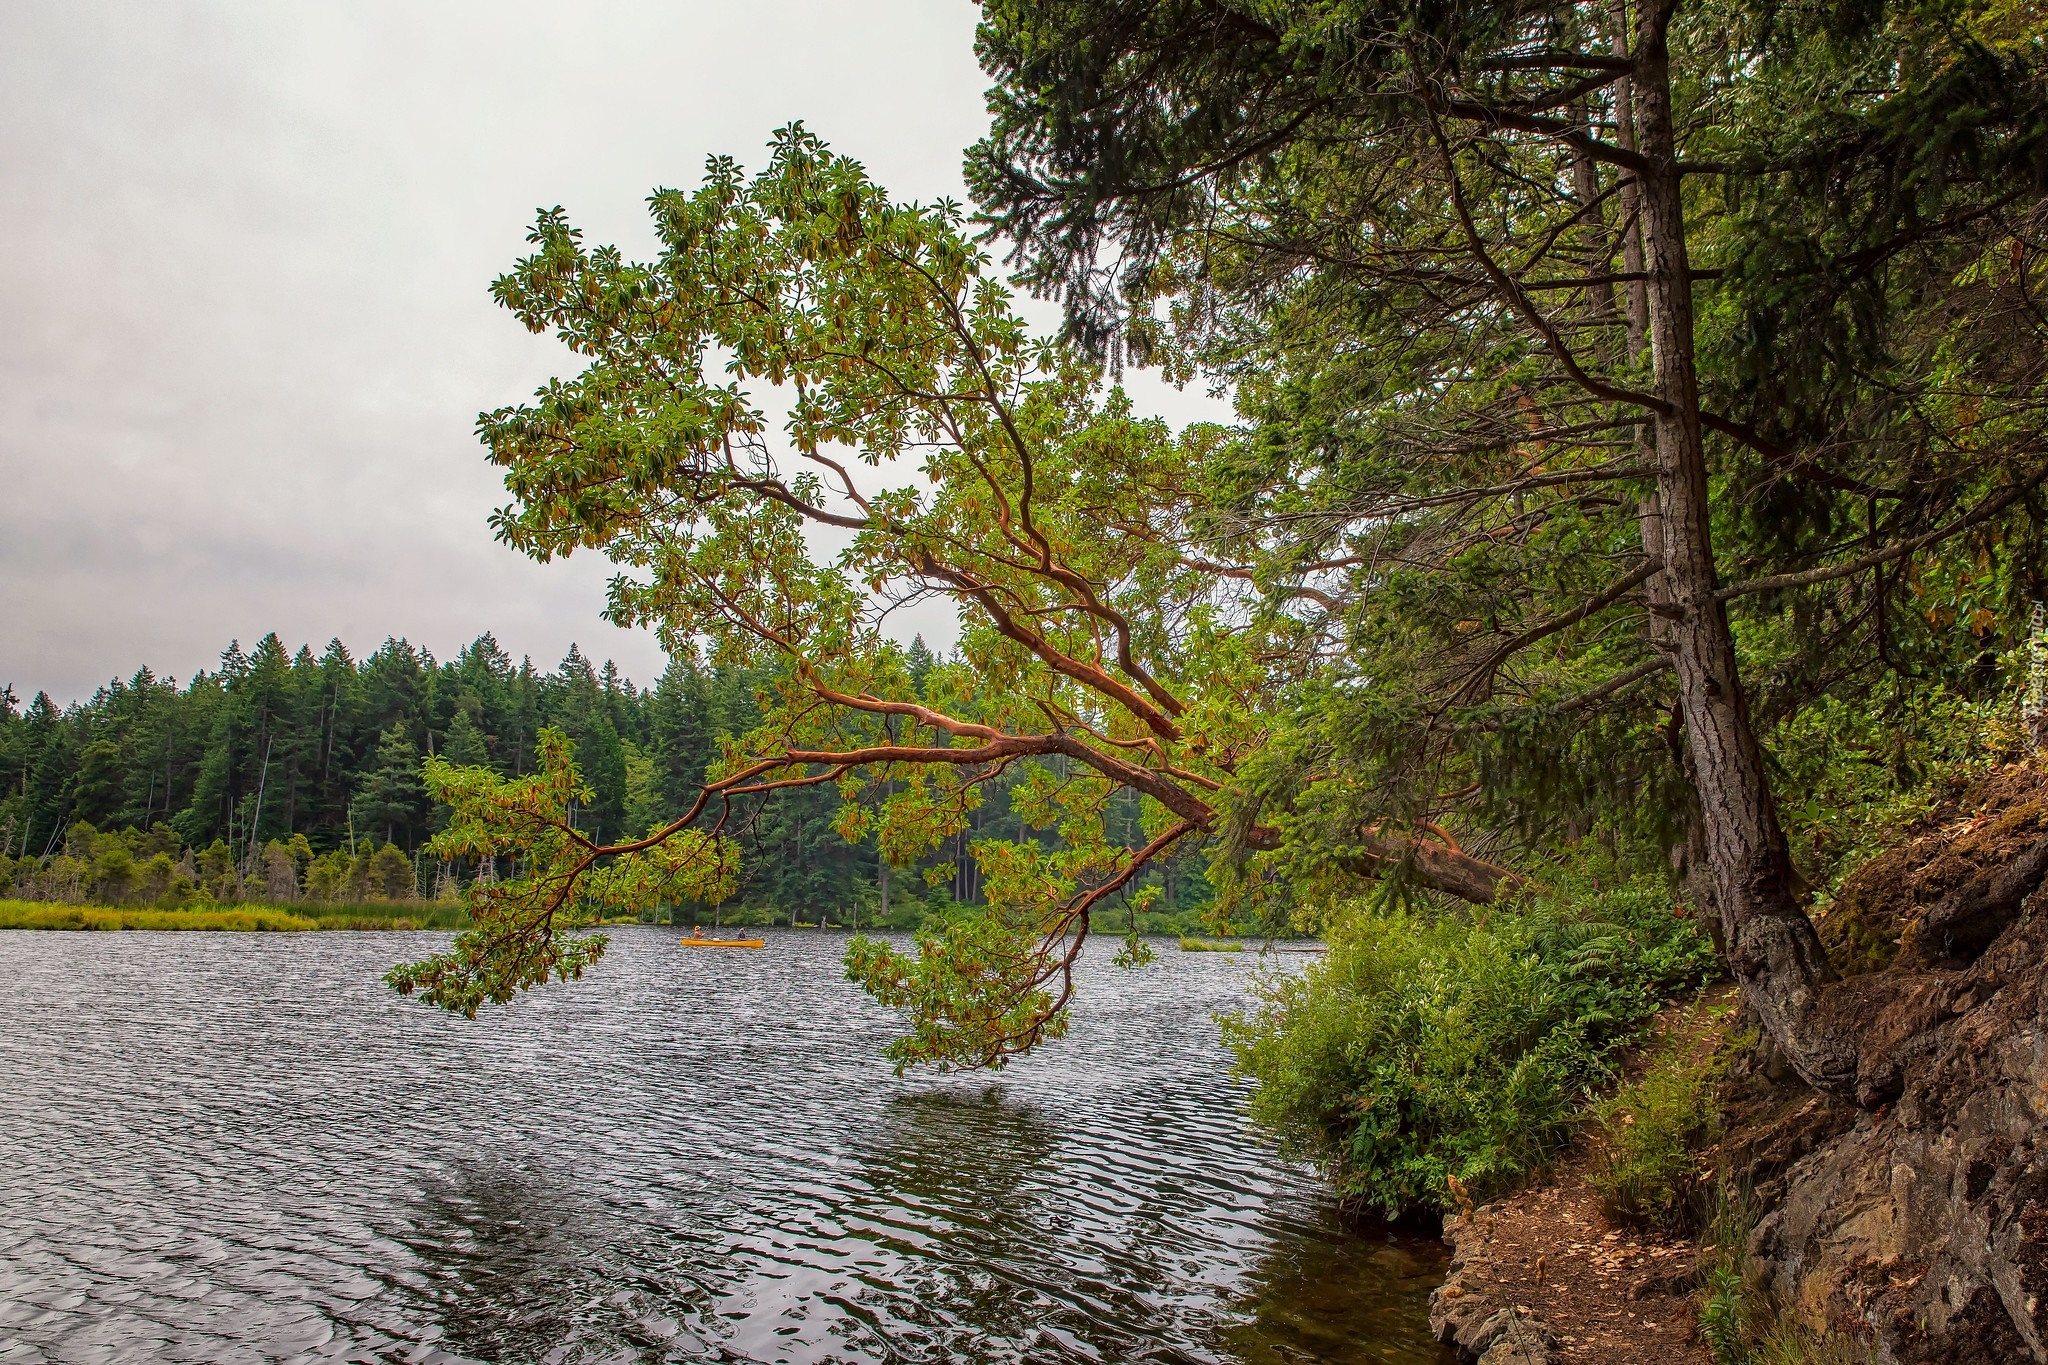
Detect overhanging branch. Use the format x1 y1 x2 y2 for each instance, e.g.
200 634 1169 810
1716 469 2047 600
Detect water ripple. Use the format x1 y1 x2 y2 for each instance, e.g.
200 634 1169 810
0 928 1448 1364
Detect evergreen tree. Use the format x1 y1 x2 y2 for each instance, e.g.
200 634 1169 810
453 633 515 770
19 694 73 858
176 675 241 848
442 710 490 768
505 658 541 776
351 723 427 849
360 639 426 741
648 656 712 817
904 635 934 699
577 713 628 843
621 739 659 835
71 738 124 827
311 639 361 836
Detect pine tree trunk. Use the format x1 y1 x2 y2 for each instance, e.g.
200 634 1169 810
1634 1 1851 1098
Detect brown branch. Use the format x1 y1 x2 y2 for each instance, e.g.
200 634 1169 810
729 476 872 530
1452 559 1663 703
915 554 1186 742
1426 104 1672 419
1441 98 1652 176
1694 416 1885 494
1547 656 1670 712
1716 470 2047 600
1379 461 1655 511
1055 819 1199 940
1478 51 1635 74
1467 656 1671 730
872 246 1190 723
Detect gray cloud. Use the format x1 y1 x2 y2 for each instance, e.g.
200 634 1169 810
1 1 1226 705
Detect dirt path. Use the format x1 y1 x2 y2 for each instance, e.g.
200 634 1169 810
1433 1174 1711 1364
1430 992 1733 1364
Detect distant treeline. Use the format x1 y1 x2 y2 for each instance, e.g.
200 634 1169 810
0 632 1215 928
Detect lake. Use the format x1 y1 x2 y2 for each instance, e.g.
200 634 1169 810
0 927 1449 1364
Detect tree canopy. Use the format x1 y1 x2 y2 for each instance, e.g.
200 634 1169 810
394 127 1465 1067
398 0 2046 1098
964 0 2048 1096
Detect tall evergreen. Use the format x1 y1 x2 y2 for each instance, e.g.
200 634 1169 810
351 723 427 850
648 656 712 818
442 710 489 768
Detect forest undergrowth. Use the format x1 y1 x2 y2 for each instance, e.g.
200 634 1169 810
1228 676 2029 1224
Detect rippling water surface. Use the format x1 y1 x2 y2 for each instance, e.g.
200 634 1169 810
0 927 1448 1364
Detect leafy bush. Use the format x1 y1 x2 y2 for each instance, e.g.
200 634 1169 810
1589 1041 1724 1229
1222 872 1718 1218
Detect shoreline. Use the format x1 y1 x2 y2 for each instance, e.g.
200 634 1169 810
0 905 1331 946
1425 990 1736 1364
1430 1180 1708 1365
0 901 470 932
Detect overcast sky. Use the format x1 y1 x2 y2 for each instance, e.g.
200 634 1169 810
1 2 1228 706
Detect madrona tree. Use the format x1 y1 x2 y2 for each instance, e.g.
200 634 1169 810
969 0 2048 1099
388 127 1519 1068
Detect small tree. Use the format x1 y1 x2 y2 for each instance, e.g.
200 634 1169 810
366 843 416 901
351 723 426 848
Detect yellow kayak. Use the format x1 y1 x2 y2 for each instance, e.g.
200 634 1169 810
679 936 765 949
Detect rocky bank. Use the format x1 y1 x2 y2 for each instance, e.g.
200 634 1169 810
1431 759 2048 1364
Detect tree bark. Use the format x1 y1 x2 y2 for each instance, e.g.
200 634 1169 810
1338 831 1525 905
1633 0 1850 1098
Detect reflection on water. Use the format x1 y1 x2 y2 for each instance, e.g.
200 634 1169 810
398 1156 655 1361
1225 1208 1451 1363
0 928 1449 1364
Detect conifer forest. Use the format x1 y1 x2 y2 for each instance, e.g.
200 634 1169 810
0 630 1200 926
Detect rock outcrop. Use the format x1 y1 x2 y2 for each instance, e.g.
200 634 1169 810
1752 909 2048 1362
1422 760 2048 1364
1430 1207 1559 1364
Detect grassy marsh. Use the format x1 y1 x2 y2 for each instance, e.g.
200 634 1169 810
1178 936 1244 952
0 900 471 932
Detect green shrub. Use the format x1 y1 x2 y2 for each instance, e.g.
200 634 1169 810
1222 872 1718 1218
1700 1257 1751 1365
1589 1041 1723 1229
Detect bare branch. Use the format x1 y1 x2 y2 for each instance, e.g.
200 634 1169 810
1452 559 1663 703
1716 470 2047 600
